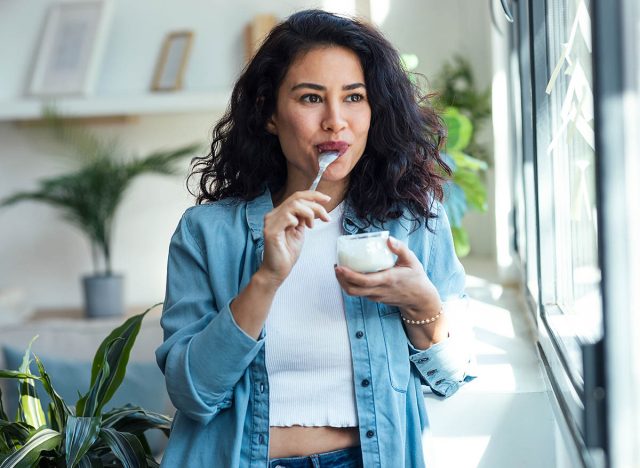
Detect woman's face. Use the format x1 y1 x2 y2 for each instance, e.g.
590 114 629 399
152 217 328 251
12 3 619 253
267 46 371 193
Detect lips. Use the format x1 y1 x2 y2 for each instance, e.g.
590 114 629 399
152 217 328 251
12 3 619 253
317 141 349 156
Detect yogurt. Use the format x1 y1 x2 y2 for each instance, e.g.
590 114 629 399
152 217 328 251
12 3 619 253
337 231 397 273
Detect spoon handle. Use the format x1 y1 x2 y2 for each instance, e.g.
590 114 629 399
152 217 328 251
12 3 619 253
309 166 326 191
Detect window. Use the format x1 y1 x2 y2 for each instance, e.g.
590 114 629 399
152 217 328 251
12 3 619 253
511 0 640 467
508 0 639 466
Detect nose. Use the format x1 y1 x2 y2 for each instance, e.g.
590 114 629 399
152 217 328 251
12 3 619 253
321 101 347 133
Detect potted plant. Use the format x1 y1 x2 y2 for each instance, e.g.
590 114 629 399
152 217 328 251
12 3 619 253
0 110 200 317
0 305 171 467
401 54 491 257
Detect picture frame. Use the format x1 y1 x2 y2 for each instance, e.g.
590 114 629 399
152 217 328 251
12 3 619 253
28 0 113 97
151 31 194 92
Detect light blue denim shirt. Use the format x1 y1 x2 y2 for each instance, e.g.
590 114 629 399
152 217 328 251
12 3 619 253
156 187 476 467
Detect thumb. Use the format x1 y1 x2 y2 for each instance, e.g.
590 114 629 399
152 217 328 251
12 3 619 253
387 236 417 265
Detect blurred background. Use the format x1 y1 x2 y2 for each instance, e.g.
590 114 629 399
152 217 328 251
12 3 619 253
0 1 638 467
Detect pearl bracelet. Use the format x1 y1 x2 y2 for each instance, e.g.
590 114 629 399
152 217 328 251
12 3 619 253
400 306 443 325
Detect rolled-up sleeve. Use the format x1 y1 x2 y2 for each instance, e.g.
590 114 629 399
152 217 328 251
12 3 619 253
409 202 477 397
155 210 264 425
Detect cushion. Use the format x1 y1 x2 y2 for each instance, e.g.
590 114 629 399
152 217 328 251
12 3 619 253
1 345 168 455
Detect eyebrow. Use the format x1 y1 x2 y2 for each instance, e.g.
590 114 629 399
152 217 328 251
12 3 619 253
290 82 366 92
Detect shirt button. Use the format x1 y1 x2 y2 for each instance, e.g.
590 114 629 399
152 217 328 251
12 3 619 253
355 331 364 339
361 379 370 387
427 369 437 376
435 379 445 385
366 430 375 438
258 434 264 444
417 357 429 363
259 383 265 393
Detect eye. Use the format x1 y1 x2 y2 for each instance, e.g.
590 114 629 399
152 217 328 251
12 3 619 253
346 93 366 103
301 94 322 103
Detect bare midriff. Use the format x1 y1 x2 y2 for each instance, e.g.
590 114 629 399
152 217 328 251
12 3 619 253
268 426 361 458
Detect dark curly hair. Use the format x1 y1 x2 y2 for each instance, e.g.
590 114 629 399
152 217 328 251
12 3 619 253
189 9 450 227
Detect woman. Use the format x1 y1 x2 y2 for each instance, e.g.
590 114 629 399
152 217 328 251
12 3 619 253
156 9 475 468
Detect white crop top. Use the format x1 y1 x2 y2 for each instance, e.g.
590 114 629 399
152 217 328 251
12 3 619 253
264 201 358 427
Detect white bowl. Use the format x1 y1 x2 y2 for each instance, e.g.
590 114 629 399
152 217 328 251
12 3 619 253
337 231 397 273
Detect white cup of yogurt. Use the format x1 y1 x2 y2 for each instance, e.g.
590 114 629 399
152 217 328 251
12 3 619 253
337 231 397 273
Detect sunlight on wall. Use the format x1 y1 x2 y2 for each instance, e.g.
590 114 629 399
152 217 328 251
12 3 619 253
322 0 355 15
492 69 514 273
370 0 390 26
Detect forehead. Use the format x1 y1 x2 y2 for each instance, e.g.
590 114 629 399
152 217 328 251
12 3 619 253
282 46 365 84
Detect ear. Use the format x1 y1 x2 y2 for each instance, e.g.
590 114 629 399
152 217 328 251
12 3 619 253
265 116 278 135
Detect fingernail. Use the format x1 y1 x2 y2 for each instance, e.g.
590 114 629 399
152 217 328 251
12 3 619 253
390 236 398 248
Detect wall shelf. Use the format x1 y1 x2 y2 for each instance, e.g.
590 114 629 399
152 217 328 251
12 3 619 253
0 90 231 122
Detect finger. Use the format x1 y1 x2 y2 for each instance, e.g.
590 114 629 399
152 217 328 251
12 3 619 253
293 190 332 206
306 200 331 222
289 202 316 228
335 274 371 297
334 265 386 288
386 236 420 266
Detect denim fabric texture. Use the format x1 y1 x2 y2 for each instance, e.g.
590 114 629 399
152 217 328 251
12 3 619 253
156 186 476 467
269 446 363 468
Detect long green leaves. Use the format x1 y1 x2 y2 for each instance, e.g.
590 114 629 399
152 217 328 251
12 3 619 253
0 307 170 466
65 416 101 467
0 108 200 275
102 406 171 437
78 305 160 417
0 428 61 468
33 355 70 431
17 340 46 430
99 428 146 468
440 107 488 257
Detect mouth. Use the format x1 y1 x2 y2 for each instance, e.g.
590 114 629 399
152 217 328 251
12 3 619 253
316 141 349 157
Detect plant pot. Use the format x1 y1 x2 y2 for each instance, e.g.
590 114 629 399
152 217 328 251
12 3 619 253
82 274 124 318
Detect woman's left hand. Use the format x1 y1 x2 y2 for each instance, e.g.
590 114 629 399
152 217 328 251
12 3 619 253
334 236 441 317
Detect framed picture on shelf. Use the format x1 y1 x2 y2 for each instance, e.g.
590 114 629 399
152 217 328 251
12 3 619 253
28 0 113 97
151 31 194 92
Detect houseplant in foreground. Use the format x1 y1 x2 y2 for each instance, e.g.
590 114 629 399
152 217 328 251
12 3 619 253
0 110 200 317
401 54 490 257
0 304 171 467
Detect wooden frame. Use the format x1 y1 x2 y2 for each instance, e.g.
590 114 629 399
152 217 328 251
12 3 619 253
28 0 113 97
151 31 194 92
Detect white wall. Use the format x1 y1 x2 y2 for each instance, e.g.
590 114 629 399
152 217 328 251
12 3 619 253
0 0 493 311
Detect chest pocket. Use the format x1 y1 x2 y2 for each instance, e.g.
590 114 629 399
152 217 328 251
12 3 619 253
377 304 411 393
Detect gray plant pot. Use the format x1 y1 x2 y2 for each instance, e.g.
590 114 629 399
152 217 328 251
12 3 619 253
82 274 124 318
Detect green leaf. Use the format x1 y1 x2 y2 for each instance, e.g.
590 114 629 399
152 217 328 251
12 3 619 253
449 150 488 171
102 406 171 437
78 350 112 418
33 354 70 431
0 371 41 381
442 107 473 152
0 421 32 448
453 168 488 212
16 339 47 429
81 306 159 417
452 226 471 258
65 416 101 468
0 427 61 468
98 428 147 468
77 454 103 468
0 387 7 422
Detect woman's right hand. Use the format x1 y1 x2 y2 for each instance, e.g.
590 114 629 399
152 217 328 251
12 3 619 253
258 190 332 288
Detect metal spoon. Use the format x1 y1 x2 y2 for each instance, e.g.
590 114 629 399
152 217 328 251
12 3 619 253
309 151 339 191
